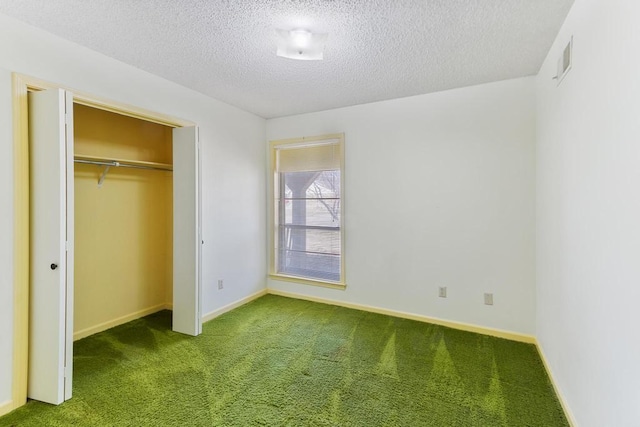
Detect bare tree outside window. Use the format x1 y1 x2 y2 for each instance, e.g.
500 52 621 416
308 170 340 223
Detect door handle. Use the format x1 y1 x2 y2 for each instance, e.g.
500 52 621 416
50 263 58 270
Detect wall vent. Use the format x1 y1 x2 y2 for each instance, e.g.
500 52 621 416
555 36 573 85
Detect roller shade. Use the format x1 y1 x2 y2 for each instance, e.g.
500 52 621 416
276 140 340 172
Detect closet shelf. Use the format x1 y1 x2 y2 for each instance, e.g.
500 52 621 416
74 154 173 187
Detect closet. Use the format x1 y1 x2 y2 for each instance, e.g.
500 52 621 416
73 104 174 340
26 87 201 406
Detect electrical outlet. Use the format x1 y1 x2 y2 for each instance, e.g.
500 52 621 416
217 279 224 290
484 293 493 305
438 286 447 298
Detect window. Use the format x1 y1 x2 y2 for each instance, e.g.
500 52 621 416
270 134 344 287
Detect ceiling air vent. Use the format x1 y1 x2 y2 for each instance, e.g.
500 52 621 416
555 36 573 86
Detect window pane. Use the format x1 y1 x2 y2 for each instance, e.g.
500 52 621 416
278 169 341 282
305 170 340 199
278 250 340 282
284 200 340 227
278 227 341 255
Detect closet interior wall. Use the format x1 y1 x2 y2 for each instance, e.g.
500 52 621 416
73 104 173 340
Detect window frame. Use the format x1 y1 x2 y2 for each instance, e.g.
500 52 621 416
268 133 346 289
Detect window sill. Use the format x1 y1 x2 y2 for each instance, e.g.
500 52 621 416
268 273 346 290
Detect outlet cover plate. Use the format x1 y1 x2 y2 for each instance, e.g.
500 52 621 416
484 293 493 305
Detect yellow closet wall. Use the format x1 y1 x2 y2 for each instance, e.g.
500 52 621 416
73 104 173 339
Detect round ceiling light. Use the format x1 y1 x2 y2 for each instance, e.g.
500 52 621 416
275 28 328 61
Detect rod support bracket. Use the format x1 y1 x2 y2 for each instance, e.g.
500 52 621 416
97 163 118 188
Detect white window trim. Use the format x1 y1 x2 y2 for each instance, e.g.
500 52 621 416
268 133 346 289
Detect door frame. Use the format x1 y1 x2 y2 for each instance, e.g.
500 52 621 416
11 73 196 411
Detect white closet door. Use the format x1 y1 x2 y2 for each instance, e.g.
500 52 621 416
173 126 202 336
28 88 74 404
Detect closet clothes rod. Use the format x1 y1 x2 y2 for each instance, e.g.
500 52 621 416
74 158 172 187
74 158 173 172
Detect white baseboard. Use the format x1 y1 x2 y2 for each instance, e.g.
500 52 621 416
202 289 268 323
266 289 536 344
73 303 170 341
0 400 13 417
535 340 577 426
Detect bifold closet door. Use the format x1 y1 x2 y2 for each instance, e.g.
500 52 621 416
28 88 74 404
173 126 202 336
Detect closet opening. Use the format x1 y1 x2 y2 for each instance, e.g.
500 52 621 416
15 76 201 408
72 103 174 340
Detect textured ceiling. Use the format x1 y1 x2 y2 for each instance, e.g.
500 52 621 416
0 0 574 118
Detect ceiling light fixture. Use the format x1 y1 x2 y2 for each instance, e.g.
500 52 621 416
276 28 328 61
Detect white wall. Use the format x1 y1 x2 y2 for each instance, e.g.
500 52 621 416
536 0 640 425
0 13 266 407
267 77 537 336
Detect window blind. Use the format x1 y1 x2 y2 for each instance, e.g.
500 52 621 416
276 140 340 173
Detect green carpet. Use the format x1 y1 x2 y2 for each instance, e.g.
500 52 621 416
1 295 568 426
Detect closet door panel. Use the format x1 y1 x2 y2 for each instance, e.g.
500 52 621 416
28 88 74 404
173 126 202 336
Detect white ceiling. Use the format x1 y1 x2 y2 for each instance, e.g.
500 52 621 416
0 0 574 119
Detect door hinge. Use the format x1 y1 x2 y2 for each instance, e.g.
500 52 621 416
65 241 69 251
